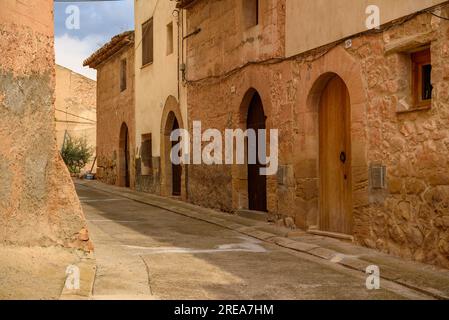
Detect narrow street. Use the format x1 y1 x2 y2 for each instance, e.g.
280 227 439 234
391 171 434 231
76 184 433 300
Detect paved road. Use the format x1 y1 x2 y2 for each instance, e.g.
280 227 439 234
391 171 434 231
76 184 431 300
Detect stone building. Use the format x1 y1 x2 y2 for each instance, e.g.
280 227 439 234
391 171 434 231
55 65 97 173
84 31 136 187
177 0 449 268
134 0 188 198
0 0 91 250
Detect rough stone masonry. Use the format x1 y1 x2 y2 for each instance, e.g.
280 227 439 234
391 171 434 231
184 1 449 269
0 0 92 251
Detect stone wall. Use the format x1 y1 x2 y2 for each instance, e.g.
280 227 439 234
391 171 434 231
186 0 285 81
135 158 161 194
185 3 449 268
348 11 449 268
95 44 135 187
186 0 285 212
0 0 91 250
55 65 97 173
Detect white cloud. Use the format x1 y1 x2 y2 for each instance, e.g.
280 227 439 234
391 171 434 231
55 34 106 80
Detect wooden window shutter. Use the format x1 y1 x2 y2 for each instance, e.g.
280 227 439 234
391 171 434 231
120 59 127 92
142 18 154 66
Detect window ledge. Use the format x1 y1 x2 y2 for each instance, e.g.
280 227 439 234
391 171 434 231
384 32 434 54
396 105 431 115
141 62 153 69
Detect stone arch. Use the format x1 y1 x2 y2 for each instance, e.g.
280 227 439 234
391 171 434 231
294 46 368 232
118 122 130 188
160 95 185 198
232 86 273 212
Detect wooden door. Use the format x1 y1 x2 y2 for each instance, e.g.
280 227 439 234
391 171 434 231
319 76 352 234
119 123 130 188
171 118 182 196
247 93 267 212
124 128 130 188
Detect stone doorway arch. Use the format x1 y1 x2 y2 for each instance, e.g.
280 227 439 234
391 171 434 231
317 74 352 234
295 46 368 233
233 88 270 212
160 96 184 198
118 122 130 188
246 91 267 212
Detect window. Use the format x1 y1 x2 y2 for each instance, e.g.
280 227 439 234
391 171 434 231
412 48 432 108
142 18 154 66
141 134 152 176
120 59 127 92
243 0 259 29
166 22 174 55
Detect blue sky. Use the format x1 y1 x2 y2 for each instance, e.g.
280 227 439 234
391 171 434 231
54 0 134 79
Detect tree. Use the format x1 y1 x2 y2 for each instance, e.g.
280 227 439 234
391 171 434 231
61 135 93 174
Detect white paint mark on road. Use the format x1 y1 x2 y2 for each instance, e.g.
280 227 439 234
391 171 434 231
81 199 129 203
123 236 268 255
330 253 360 263
88 219 142 223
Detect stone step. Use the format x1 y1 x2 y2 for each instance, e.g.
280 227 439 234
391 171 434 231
235 209 268 222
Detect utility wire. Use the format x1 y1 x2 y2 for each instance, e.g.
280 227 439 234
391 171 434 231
184 1 449 85
55 108 96 123
428 11 449 21
55 120 96 125
135 0 161 52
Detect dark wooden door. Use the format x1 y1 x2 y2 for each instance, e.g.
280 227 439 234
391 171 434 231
319 76 352 234
172 118 182 196
124 128 130 188
247 93 267 212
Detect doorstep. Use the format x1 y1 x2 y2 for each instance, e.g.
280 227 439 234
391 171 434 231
307 227 355 242
235 209 269 222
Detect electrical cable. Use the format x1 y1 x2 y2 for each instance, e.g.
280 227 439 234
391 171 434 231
135 0 161 52
183 1 449 85
55 108 96 123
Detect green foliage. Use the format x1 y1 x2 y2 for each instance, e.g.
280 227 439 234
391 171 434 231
61 136 93 174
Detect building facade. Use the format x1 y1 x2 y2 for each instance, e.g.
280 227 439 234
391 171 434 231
55 65 97 174
134 0 188 198
178 0 449 268
0 0 91 250
84 31 136 188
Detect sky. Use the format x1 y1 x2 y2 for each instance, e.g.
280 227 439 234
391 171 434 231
54 0 134 80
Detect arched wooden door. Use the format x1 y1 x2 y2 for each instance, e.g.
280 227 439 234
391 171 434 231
119 123 130 188
247 93 267 212
319 75 352 234
171 117 181 196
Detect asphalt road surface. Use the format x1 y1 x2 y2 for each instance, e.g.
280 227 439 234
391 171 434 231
76 184 431 300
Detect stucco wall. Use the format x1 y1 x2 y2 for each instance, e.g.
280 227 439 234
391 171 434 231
96 44 136 187
55 65 97 173
135 0 183 156
134 0 186 194
185 3 449 268
0 0 91 250
285 0 447 57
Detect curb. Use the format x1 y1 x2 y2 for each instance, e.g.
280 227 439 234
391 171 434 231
60 255 97 300
76 181 449 300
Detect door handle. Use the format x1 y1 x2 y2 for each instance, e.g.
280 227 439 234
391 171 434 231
340 151 346 164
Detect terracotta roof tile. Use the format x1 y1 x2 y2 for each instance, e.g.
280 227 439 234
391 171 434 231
83 31 134 69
